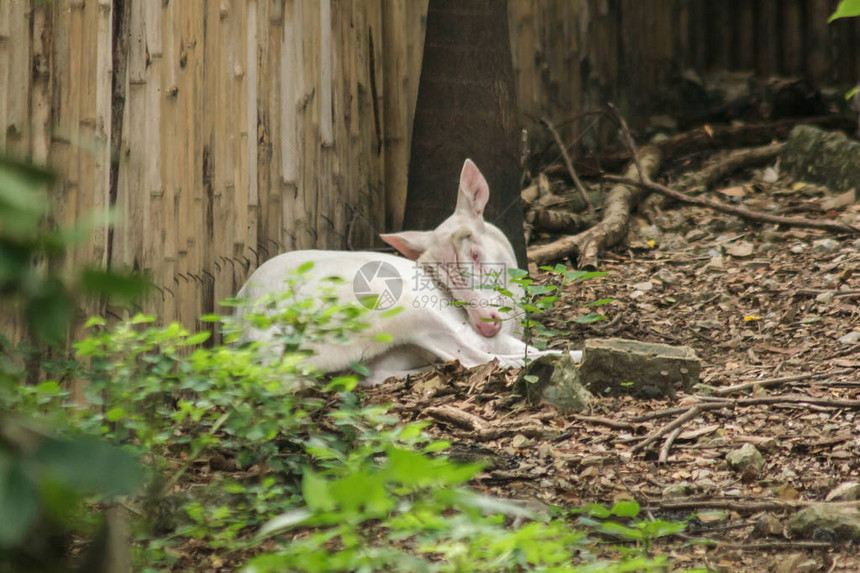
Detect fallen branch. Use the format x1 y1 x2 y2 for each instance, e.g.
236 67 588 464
606 175 860 235
675 142 786 192
646 498 860 513
658 425 684 463
548 115 857 178
631 405 701 454
713 368 856 396
630 402 730 423
425 405 489 432
631 391 860 433
571 414 640 431
528 146 663 266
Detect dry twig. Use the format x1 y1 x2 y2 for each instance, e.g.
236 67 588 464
605 175 860 235
540 117 595 217
713 368 855 396
631 406 701 454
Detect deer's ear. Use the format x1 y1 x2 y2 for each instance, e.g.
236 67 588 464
456 159 489 218
380 231 431 260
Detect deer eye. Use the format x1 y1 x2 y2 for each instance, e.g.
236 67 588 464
470 246 481 263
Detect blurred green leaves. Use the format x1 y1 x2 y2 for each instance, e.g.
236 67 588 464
829 0 860 21
0 157 151 343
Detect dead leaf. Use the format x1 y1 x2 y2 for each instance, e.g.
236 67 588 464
821 188 857 211
678 424 719 440
719 186 746 198
775 484 800 500
727 241 754 258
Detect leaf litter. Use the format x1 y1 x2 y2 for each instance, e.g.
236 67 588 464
363 146 860 572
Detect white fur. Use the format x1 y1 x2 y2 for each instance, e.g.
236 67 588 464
234 159 580 384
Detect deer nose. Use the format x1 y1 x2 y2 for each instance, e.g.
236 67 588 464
475 312 502 337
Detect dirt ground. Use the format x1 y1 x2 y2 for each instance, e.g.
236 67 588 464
364 156 860 572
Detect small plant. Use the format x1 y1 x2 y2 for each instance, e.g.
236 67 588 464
494 264 611 357
573 501 689 553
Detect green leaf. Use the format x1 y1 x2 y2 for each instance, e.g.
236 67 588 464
829 0 860 21
79 268 152 303
447 490 539 519
584 298 614 307
104 407 126 422
350 362 371 377
325 376 359 392
296 261 315 274
180 331 211 346
26 283 74 344
572 312 607 324
84 316 106 328
0 454 40 546
422 440 451 453
36 381 61 395
846 86 860 100
523 374 539 384
380 306 403 318
610 500 641 518
130 313 155 324
577 503 611 518
600 521 642 540
373 333 394 343
302 469 334 511
256 508 313 539
34 437 142 495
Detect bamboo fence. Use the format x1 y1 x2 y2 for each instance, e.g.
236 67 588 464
0 0 857 342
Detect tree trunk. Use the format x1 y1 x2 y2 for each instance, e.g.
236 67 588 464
404 0 526 266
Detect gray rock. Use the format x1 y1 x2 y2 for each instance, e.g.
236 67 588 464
752 513 784 538
578 338 701 398
774 554 821 573
725 443 765 477
654 268 679 285
839 331 860 345
638 224 662 242
788 504 860 541
782 125 860 195
760 228 783 243
812 238 840 253
761 166 780 183
825 481 860 502
515 353 592 413
815 291 835 305
662 482 692 498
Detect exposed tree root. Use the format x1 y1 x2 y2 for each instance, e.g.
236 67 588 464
527 146 663 267
608 175 860 235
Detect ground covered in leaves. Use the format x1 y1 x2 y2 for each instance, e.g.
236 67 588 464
364 152 860 572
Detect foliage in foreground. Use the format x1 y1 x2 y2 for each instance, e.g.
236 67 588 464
1 155 698 572
5 265 696 572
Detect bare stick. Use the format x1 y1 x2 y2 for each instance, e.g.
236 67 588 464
605 103 645 182
572 414 639 431
658 425 684 463
541 117 595 217
630 401 730 423
632 406 701 454
647 498 860 513
605 175 860 234
713 368 856 396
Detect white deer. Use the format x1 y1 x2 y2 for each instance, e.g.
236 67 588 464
235 159 579 384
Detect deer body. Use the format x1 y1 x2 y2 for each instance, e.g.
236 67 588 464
235 159 579 384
